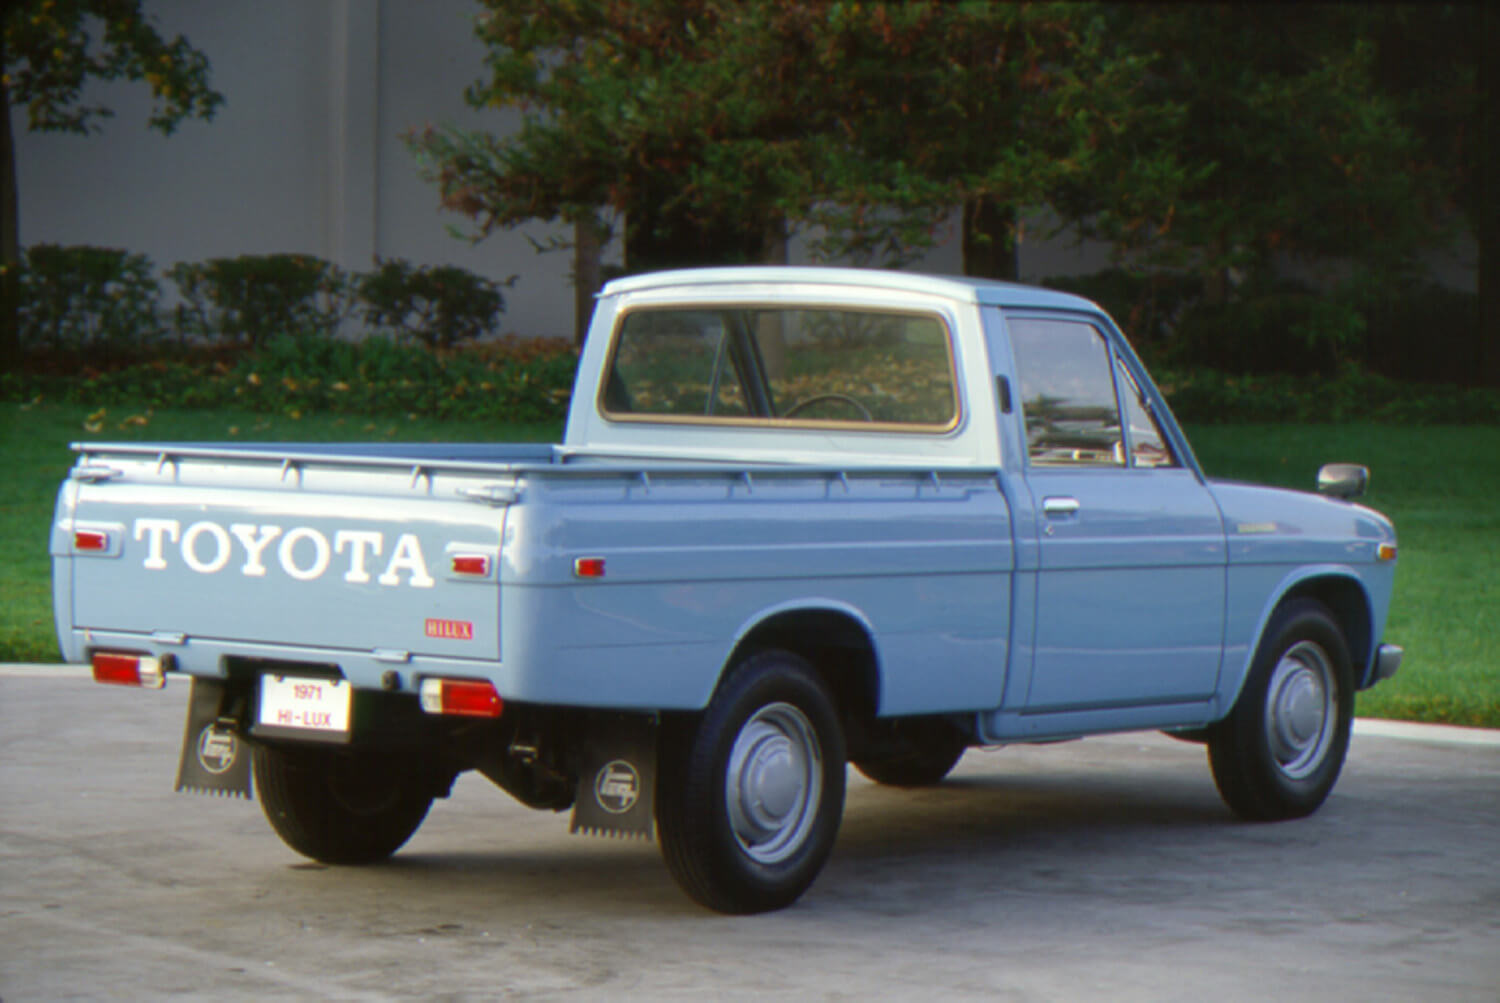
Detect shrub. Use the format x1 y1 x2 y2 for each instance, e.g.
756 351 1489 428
17 244 165 357
170 253 351 346
1169 290 1365 378
1361 283 1481 386
1157 367 1500 425
0 332 580 427
357 258 507 349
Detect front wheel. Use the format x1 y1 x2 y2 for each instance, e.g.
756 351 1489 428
657 650 846 914
253 743 434 864
1207 599 1354 821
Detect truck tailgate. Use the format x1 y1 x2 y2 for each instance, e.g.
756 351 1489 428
56 445 525 665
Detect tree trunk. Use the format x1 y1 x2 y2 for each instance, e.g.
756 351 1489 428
961 197 1019 281
1 50 21 372
572 215 603 347
760 213 788 265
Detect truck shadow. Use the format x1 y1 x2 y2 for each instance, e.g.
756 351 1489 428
368 759 1273 916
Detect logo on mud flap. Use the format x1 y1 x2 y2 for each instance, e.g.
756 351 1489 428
195 725 238 775
594 760 640 814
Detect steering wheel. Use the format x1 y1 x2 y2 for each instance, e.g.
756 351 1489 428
782 393 874 421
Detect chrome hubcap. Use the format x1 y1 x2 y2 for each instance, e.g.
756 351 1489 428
1264 640 1336 780
726 703 821 864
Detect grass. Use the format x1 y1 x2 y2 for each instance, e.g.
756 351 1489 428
3 401 1495 728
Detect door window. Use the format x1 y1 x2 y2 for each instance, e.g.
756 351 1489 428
1116 358 1178 468
1007 318 1124 467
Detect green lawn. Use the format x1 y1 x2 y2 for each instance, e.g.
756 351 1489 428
3 401 1495 727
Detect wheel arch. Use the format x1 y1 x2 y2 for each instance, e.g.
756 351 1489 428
721 601 881 729
1225 570 1376 713
1282 575 1374 685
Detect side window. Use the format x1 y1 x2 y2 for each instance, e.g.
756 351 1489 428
1116 358 1178 468
1007 317 1124 467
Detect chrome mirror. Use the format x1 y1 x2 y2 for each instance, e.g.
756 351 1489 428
1317 463 1368 499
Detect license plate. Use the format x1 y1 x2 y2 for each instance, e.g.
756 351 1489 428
258 674 352 735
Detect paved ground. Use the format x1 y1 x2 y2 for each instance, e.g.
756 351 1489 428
2 667 1497 1002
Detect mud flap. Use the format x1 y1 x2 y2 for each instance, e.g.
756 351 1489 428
175 678 253 799
570 717 657 839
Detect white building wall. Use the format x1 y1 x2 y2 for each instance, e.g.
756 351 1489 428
13 0 600 340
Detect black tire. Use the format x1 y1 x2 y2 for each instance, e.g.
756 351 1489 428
656 649 847 914
853 718 968 787
1207 598 1354 821
253 743 434 864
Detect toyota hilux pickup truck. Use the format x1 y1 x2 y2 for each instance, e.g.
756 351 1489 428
53 266 1402 913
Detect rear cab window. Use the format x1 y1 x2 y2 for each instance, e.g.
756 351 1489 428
600 306 960 431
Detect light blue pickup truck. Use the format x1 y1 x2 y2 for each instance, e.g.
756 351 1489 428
54 266 1402 913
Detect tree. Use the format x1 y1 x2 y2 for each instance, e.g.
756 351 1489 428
2 0 222 367
1363 4 1493 385
409 1 1187 317
1090 5 1446 302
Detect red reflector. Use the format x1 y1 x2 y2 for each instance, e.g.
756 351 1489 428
91 652 165 688
451 554 490 576
75 530 109 551
419 677 503 718
574 557 606 579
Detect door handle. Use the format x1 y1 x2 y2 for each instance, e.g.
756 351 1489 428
1042 496 1081 517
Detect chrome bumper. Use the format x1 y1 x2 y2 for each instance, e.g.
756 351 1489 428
1371 644 1404 685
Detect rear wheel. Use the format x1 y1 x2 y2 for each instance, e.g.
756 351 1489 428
253 743 434 864
1207 599 1354 821
657 650 846 914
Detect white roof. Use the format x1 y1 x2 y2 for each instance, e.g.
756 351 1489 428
601 266 1098 312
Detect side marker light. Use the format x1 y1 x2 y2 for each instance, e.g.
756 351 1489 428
451 554 490 576
74 530 110 552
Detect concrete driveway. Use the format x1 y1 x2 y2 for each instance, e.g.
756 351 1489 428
2 666 1496 1002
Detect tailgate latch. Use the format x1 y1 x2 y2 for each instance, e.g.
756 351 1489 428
458 484 519 506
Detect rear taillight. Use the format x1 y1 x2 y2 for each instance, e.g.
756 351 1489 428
419 677 503 718
91 652 165 689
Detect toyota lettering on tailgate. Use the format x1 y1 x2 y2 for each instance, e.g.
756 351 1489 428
129 518 435 588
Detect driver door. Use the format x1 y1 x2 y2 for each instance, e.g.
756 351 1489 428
1003 314 1227 714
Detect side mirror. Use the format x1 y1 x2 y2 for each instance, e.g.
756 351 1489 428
1317 463 1368 500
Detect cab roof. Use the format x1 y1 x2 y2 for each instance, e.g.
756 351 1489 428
601 266 1101 313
